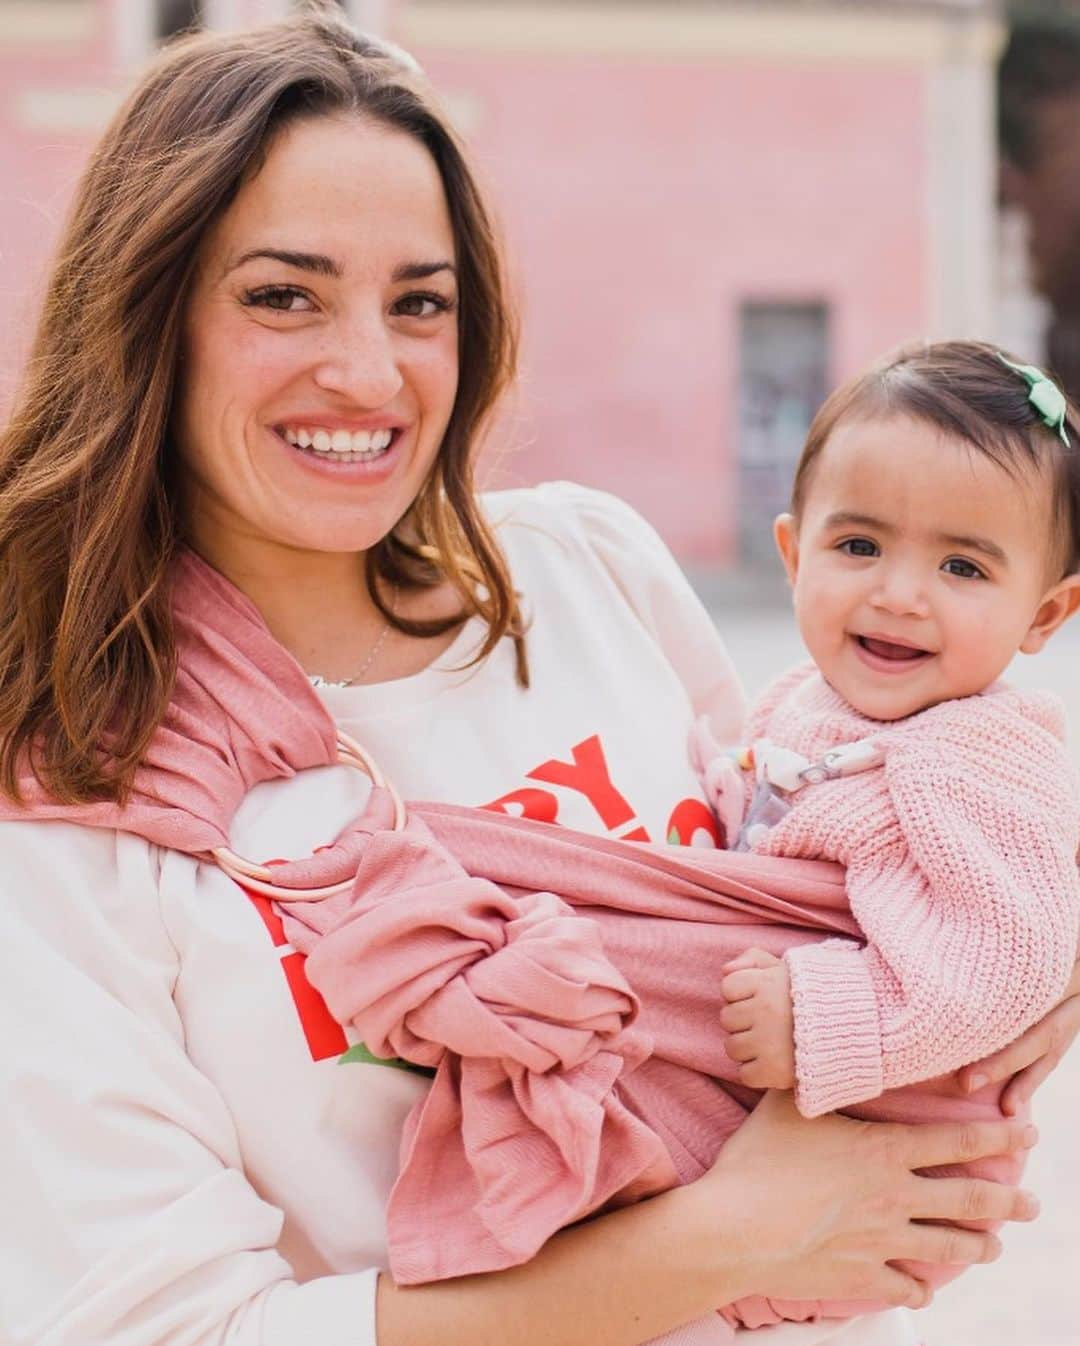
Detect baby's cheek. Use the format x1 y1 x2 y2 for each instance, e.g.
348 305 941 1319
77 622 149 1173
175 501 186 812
943 613 1019 696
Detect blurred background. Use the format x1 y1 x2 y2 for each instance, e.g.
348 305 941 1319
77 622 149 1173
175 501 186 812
1 0 1071 591
1 1 1078 1341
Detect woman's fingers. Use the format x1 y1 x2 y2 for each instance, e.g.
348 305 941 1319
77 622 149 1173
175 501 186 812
873 1267 934 1310
1000 1052 1063 1117
900 1223 1004 1268
959 993 1080 1111
908 1174 1040 1225
958 960 1080 1099
889 1116 1037 1172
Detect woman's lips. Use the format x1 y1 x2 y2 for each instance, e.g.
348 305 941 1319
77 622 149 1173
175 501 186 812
852 634 934 674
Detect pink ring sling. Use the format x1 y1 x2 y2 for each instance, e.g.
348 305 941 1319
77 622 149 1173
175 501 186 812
211 736 1021 1339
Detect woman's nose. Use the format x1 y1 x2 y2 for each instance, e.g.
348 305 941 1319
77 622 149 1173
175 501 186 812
311 315 404 406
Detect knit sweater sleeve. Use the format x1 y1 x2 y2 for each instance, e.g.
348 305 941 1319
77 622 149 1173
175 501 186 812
785 690 1080 1118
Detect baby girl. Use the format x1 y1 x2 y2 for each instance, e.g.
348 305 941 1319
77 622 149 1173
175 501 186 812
695 340 1080 1119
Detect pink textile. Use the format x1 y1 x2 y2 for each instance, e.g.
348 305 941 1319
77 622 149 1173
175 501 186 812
0 551 1027 1335
272 787 1023 1334
0 549 338 851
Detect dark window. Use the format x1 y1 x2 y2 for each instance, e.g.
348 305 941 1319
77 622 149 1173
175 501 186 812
736 302 829 569
156 0 203 43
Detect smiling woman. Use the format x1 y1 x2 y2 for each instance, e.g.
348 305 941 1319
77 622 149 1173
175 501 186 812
175 114 469 680
0 7 1065 1346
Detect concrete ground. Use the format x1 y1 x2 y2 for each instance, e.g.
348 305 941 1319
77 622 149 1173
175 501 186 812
710 603 1080 1346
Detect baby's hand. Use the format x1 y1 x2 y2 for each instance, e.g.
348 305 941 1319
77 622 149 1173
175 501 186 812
720 948 796 1090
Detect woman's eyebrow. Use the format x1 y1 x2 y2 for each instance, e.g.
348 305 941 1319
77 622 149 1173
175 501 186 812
228 248 341 277
392 260 456 282
224 252 455 283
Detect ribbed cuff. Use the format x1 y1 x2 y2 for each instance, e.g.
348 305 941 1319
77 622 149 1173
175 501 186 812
785 941 883 1117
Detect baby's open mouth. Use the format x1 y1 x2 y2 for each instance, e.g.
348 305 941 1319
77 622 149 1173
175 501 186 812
856 635 931 662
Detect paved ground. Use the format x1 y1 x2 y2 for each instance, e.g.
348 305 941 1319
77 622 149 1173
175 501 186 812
710 603 1080 1346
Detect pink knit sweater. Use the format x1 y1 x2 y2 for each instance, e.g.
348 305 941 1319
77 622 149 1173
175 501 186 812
740 665 1080 1119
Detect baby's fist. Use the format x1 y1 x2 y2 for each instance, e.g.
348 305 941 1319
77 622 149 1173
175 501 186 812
720 948 796 1090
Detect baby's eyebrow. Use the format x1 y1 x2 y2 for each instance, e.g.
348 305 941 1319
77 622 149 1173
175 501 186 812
823 510 891 533
937 532 1009 565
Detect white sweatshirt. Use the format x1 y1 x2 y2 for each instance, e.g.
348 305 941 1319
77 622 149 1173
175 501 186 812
0 483 911 1346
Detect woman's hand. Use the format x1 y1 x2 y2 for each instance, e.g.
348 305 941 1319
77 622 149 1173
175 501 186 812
378 1091 1038 1346
958 955 1080 1115
689 1090 1039 1310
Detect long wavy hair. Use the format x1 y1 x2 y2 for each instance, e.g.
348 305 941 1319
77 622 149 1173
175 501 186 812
0 4 523 804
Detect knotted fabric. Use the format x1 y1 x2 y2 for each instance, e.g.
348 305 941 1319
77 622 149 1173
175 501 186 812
0 549 1023 1338
274 790 1021 1340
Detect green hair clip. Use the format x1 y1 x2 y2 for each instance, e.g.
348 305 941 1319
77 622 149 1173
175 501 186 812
998 352 1071 447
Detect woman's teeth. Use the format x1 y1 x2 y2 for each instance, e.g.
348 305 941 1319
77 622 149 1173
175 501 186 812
282 426 394 460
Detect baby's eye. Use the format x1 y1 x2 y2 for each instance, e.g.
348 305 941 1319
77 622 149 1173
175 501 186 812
942 557 986 580
241 285 314 313
838 537 879 558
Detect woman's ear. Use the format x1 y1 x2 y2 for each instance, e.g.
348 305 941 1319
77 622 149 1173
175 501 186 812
1019 574 1080 654
773 513 800 587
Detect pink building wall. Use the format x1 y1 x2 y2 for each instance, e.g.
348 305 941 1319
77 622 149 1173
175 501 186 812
0 5 932 566
0 14 112 402
414 51 928 562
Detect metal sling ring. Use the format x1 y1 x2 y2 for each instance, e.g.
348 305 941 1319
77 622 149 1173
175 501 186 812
211 729 406 902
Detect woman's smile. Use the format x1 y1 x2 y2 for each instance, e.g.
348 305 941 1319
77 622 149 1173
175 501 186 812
272 416 406 476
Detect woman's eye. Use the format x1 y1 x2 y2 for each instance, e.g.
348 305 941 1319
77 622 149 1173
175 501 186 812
838 537 879 558
942 557 985 580
241 285 313 313
393 292 453 319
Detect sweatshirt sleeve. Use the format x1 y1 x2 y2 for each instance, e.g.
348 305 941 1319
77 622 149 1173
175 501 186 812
784 691 1080 1118
540 481 747 744
0 820 379 1346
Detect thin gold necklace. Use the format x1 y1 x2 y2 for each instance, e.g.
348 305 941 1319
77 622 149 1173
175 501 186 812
309 586 397 689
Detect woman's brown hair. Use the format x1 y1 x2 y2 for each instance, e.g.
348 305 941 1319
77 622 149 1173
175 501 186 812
790 340 1080 578
0 2 522 804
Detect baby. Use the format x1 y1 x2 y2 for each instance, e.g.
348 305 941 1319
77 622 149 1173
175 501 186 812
695 340 1080 1119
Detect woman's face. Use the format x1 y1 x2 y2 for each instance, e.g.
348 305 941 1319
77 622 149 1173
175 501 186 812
174 113 459 574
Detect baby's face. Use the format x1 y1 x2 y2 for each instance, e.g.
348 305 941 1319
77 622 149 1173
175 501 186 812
775 414 1079 722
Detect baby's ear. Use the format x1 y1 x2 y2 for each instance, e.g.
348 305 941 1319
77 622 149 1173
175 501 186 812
1020 574 1080 654
773 513 799 586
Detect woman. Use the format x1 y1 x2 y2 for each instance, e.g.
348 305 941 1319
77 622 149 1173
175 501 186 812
0 8 1075 1345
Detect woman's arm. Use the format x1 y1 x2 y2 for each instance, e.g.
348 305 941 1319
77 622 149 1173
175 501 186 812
959 954 1080 1114
376 1091 1038 1346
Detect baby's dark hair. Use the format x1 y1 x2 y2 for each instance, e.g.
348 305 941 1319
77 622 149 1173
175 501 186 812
791 340 1080 577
